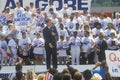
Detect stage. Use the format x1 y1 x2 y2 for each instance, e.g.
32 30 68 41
0 65 98 78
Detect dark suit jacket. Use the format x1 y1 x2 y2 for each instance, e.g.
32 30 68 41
99 40 107 52
43 26 58 47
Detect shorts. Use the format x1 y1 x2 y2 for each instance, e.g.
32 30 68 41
34 54 44 57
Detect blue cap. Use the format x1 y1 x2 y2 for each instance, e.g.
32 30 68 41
0 23 3 28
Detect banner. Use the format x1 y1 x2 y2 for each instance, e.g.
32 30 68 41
0 0 91 12
105 50 120 77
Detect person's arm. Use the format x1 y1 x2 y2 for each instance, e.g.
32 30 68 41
54 26 58 41
92 62 101 70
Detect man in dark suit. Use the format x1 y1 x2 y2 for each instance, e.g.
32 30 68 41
97 34 107 62
43 18 58 69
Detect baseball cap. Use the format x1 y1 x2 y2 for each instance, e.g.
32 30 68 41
0 23 3 28
64 4 68 7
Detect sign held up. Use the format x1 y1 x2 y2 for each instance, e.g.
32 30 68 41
105 50 120 77
14 12 31 27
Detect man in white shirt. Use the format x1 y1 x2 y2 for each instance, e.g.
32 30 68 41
69 31 81 65
14 2 25 30
60 4 71 16
14 2 24 18
29 2 36 13
45 0 56 13
113 12 120 33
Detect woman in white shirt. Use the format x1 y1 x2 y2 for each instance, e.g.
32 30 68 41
32 33 45 65
57 36 69 65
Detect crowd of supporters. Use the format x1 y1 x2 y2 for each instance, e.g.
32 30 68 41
6 62 120 80
0 1 120 67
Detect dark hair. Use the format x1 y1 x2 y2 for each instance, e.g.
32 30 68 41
48 68 58 76
83 69 93 80
67 66 78 79
73 31 78 38
63 73 71 80
94 22 101 28
73 71 82 80
16 71 23 80
15 64 22 71
22 32 26 35
49 8 53 11
54 72 63 80
45 18 51 23
59 24 64 30
62 68 70 74
84 31 89 36
76 23 79 30
30 2 34 5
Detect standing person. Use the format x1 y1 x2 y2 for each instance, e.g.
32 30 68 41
0 34 8 66
18 32 31 65
8 35 18 66
14 2 24 30
69 31 81 65
29 2 36 13
95 33 107 62
45 0 56 13
107 32 118 50
57 36 69 65
113 12 120 34
32 33 45 65
43 18 58 69
81 31 94 64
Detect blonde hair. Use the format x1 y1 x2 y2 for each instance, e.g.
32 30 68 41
26 69 36 80
37 74 45 80
90 73 102 80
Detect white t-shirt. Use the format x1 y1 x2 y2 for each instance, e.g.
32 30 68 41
14 7 25 29
57 40 68 57
29 7 36 13
45 5 56 13
81 37 94 53
69 36 81 48
67 20 77 32
60 8 71 16
74 17 83 26
92 28 104 37
107 38 118 50
14 7 24 18
62 18 70 28
0 40 8 57
8 39 17 54
32 37 45 55
104 29 116 37
113 18 120 31
18 37 31 55
58 29 69 39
